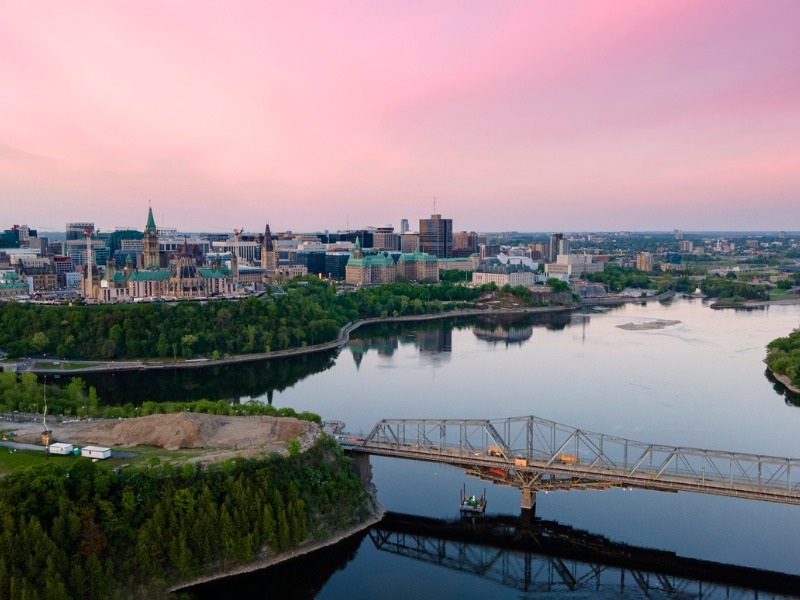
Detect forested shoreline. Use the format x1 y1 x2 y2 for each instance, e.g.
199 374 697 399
765 327 800 391
0 436 373 599
0 279 532 361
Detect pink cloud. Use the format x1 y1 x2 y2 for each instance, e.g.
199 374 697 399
1 0 799 231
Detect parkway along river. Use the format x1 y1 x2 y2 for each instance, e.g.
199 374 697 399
79 297 800 599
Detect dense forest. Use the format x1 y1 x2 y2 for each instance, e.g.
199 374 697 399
0 436 372 599
0 278 537 360
765 328 800 388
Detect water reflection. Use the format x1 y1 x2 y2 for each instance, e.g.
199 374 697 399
348 320 453 368
764 368 800 408
372 512 800 598
179 531 366 600
66 312 576 406
349 312 572 359
473 322 533 346
80 350 339 406
183 512 800 599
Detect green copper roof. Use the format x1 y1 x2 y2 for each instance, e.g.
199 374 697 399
347 253 394 268
198 268 229 279
128 270 170 282
398 252 437 264
146 207 156 230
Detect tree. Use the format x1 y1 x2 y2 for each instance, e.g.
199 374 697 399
546 278 570 293
30 332 49 354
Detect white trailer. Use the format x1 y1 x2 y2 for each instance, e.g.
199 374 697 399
81 446 111 460
48 442 73 456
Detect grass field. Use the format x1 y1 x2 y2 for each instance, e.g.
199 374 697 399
0 448 54 476
0 443 208 477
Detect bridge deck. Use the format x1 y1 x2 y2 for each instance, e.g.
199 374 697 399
340 416 800 505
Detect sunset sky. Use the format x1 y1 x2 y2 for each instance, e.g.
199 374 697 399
2 1 799 233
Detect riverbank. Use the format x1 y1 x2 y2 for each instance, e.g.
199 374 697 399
766 367 800 396
19 305 576 375
171 505 386 593
581 290 674 306
711 297 800 309
10 293 680 376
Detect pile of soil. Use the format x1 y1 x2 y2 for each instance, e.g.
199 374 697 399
13 413 315 452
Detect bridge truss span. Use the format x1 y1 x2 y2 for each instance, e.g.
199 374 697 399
354 416 800 505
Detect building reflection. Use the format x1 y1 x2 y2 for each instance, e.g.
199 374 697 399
472 323 533 347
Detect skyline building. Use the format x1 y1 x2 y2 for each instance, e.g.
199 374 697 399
262 223 277 271
636 252 653 271
419 213 453 258
453 231 478 258
548 233 563 262
143 208 159 269
66 222 94 241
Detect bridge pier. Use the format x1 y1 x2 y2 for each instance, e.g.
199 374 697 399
520 487 536 517
350 452 373 484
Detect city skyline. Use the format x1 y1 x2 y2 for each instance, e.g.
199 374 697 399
2 1 799 232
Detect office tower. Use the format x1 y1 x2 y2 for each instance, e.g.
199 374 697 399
419 214 453 258
548 233 563 262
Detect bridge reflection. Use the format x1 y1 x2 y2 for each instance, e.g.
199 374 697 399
372 512 800 598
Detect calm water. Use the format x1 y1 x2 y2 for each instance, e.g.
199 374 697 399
89 299 800 597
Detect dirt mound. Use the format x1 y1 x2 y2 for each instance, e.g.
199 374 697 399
46 413 312 451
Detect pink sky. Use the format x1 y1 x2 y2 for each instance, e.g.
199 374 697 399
2 0 799 233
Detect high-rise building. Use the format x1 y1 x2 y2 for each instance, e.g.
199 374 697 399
419 214 453 258
143 207 159 269
67 222 94 241
636 252 653 272
547 233 563 262
400 219 409 234
528 243 548 261
453 231 478 258
400 232 420 253
679 240 694 253
558 238 571 256
372 225 399 251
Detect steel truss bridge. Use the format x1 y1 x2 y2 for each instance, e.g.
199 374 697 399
342 415 800 506
371 513 799 597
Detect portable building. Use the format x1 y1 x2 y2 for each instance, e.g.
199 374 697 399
81 446 111 460
48 442 73 456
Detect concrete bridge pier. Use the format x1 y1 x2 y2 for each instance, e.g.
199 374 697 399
350 452 373 484
520 487 536 518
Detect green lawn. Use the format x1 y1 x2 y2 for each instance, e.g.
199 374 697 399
0 448 54 476
0 444 235 477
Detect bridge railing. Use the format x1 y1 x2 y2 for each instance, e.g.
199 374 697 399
361 416 800 497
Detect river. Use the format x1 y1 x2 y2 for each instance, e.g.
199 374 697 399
84 298 800 598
